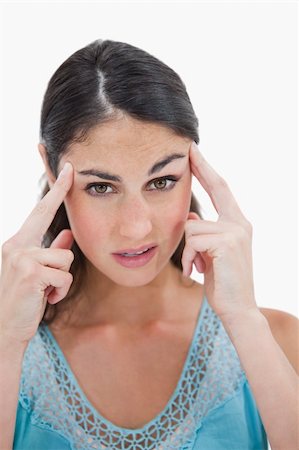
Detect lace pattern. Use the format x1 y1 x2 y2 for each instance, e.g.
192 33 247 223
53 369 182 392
19 298 246 449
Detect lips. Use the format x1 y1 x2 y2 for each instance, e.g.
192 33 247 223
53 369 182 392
112 246 158 268
113 243 157 255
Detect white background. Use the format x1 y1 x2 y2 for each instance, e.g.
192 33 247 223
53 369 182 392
0 1 297 320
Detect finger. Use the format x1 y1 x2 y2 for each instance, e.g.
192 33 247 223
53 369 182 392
187 212 200 221
189 142 246 222
41 266 73 304
183 214 206 274
50 229 74 250
41 231 74 299
47 276 73 305
193 253 206 273
185 219 234 240
44 285 55 299
182 234 222 277
36 248 74 272
18 162 74 247
182 241 197 277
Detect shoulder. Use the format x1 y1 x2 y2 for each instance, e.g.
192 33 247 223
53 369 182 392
259 307 299 375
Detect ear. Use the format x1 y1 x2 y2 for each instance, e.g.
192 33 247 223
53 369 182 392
38 143 56 188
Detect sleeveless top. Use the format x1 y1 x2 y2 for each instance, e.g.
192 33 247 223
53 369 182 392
13 296 269 450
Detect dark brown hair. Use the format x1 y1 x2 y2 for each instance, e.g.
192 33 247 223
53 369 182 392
39 39 203 325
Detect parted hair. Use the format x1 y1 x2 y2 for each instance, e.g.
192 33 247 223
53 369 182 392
38 38 203 325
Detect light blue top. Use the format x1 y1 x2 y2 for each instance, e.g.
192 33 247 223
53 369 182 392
13 296 268 450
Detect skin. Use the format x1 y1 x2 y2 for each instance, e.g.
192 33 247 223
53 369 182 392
3 107 297 442
39 115 200 330
37 116 299 446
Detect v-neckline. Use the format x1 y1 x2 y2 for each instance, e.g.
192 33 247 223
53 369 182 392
42 295 208 434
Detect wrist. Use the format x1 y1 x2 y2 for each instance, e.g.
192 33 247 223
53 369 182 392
0 329 29 356
219 308 270 341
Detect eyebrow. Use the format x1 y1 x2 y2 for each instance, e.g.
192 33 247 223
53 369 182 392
77 152 187 182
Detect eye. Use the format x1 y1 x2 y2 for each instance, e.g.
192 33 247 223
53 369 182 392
84 176 179 197
148 176 178 191
84 183 116 196
91 184 113 195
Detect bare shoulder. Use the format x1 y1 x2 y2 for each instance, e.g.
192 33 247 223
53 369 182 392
259 307 299 375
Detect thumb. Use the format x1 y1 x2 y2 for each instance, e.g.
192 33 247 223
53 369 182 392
50 229 74 250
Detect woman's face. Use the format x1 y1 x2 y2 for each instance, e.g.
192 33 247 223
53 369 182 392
58 116 193 287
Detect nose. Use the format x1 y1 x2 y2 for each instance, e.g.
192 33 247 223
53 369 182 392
118 196 153 240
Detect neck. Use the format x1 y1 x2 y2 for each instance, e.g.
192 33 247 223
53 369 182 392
63 262 195 329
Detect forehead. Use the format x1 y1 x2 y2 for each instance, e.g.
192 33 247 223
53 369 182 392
65 116 191 165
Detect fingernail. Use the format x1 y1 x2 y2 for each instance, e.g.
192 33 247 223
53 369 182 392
58 162 72 179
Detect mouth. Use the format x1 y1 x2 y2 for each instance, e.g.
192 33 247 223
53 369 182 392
112 243 157 256
112 246 158 268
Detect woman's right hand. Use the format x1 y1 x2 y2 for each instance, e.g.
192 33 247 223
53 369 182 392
0 162 74 346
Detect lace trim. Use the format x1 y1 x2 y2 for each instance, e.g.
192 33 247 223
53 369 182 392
19 298 246 449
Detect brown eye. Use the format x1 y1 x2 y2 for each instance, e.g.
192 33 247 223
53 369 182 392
94 185 108 194
85 176 179 198
154 179 167 189
85 183 114 196
148 177 178 192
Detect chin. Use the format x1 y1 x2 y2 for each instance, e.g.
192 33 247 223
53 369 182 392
102 269 159 288
98 255 172 287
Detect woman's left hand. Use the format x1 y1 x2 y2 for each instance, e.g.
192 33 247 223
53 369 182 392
182 142 259 322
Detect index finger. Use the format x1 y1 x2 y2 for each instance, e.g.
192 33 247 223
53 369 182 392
190 142 245 221
18 162 74 247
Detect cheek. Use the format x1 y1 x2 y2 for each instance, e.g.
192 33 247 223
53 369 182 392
64 195 109 246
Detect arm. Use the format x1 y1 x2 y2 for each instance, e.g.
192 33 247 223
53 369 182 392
184 144 298 449
221 307 299 450
0 164 74 449
0 334 28 450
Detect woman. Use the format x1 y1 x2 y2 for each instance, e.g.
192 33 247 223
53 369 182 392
0 39 297 450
